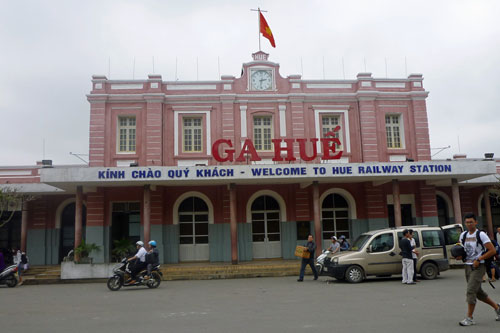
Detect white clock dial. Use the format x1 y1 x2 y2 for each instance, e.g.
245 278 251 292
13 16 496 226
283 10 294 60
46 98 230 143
251 70 273 91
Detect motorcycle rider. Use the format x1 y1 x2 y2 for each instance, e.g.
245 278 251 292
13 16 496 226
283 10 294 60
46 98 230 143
339 235 350 251
127 241 147 284
145 240 160 279
327 236 340 254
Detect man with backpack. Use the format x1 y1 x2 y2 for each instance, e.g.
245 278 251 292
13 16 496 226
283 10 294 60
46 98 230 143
454 213 500 326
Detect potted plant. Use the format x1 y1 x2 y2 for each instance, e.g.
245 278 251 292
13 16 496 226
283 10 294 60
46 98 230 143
74 240 101 264
111 238 135 262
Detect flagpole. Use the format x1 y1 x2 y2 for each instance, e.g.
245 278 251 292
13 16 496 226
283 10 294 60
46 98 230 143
251 7 268 52
258 8 261 51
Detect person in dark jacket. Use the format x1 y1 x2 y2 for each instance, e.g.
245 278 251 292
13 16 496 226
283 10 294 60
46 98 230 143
298 234 319 282
400 229 415 285
145 240 160 279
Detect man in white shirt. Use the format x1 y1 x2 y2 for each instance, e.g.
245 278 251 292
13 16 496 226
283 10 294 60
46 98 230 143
409 229 419 283
327 236 340 255
496 227 500 247
454 213 500 326
127 241 147 283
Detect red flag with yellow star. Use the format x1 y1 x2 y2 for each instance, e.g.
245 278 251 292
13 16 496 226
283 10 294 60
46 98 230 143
260 12 276 48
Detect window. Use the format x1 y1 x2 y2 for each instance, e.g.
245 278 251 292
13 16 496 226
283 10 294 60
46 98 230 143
422 230 443 247
253 116 273 151
296 221 311 241
321 115 342 149
251 195 280 242
444 227 462 245
118 116 136 153
183 118 203 152
178 197 209 245
369 233 394 253
321 194 349 240
397 231 420 247
385 114 402 148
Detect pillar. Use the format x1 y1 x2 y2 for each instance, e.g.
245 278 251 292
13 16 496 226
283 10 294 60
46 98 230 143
143 185 151 245
451 178 462 224
20 200 28 253
74 186 83 249
484 187 493 237
392 180 402 228
229 183 238 264
312 181 322 257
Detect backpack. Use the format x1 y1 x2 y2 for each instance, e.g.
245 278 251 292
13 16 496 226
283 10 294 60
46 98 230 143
461 231 494 268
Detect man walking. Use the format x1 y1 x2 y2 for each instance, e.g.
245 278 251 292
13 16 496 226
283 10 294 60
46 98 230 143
455 213 500 326
400 229 415 285
409 229 419 282
298 235 319 282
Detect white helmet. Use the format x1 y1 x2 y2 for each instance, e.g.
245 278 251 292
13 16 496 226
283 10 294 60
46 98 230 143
136 241 144 247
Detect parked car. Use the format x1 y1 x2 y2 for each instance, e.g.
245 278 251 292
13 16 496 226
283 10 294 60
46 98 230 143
324 224 463 283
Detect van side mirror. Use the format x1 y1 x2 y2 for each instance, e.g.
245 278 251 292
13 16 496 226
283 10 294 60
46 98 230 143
367 245 372 253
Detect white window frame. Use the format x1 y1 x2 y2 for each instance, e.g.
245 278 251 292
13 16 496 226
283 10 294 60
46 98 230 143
174 111 211 156
117 116 136 153
253 115 274 152
385 113 405 149
182 117 203 153
314 109 351 154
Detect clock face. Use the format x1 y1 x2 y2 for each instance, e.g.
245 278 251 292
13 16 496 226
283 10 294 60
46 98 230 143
251 70 273 91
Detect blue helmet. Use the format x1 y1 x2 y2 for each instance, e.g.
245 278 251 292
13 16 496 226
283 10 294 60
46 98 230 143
148 240 157 247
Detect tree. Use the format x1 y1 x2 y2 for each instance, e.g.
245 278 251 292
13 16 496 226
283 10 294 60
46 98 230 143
0 187 36 228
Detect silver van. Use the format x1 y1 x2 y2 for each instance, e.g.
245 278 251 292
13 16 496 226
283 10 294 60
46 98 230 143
324 224 463 283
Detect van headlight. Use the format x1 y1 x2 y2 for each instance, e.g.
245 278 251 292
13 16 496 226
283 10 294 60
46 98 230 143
332 257 339 265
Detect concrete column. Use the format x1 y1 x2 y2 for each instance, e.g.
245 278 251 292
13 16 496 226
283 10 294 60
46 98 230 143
483 187 494 237
392 180 402 228
229 183 238 265
74 186 83 250
312 181 322 257
451 179 462 225
143 185 151 244
20 200 28 252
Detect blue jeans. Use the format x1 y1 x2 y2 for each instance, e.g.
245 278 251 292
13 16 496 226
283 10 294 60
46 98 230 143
299 258 318 280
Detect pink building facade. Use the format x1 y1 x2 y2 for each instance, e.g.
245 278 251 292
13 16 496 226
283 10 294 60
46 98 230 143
1 52 499 265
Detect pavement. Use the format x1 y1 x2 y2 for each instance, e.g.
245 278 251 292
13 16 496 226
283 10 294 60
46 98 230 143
1 269 500 333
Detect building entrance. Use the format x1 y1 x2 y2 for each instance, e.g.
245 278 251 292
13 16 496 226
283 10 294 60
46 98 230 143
178 197 209 261
388 204 413 227
251 195 281 259
111 202 140 261
59 203 86 262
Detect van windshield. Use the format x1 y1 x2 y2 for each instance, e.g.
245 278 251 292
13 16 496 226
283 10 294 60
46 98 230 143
350 234 371 251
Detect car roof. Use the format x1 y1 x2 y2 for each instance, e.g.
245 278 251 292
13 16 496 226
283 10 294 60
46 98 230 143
360 224 462 236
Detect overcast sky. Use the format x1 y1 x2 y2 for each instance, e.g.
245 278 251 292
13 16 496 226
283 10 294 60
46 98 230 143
1 0 499 166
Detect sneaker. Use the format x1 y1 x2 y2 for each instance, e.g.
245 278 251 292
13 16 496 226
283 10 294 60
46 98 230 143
407 282 416 285
495 304 500 321
313 276 318 280
459 317 475 326
297 279 303 282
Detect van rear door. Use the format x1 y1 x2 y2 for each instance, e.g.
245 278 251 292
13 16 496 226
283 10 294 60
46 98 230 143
442 224 464 264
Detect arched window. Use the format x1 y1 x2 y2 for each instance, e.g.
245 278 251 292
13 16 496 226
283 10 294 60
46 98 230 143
179 197 209 245
321 193 349 239
251 195 280 242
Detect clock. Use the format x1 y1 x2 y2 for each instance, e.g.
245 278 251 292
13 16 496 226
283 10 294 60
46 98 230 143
251 70 273 91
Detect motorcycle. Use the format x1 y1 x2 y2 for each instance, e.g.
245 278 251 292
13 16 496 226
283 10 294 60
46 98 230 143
0 265 19 288
107 258 162 291
315 250 332 275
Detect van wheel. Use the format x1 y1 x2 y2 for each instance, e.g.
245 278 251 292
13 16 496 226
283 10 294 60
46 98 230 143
345 266 364 283
421 262 438 280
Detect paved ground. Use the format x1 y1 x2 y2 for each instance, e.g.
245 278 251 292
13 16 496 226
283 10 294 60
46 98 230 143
1 269 499 333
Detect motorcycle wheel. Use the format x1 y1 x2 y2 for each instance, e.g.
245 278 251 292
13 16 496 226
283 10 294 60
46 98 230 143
146 272 161 289
107 276 122 291
6 275 18 288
